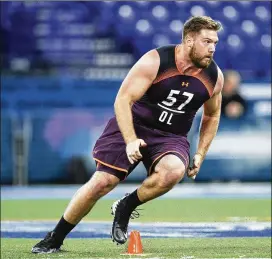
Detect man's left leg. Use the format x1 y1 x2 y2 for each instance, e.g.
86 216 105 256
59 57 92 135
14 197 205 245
111 154 186 244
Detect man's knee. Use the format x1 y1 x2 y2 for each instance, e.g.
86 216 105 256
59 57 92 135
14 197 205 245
85 171 120 199
153 155 185 188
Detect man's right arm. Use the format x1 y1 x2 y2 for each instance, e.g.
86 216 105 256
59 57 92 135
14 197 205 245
114 50 160 163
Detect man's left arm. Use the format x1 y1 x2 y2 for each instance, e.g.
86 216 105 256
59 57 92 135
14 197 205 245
187 68 224 179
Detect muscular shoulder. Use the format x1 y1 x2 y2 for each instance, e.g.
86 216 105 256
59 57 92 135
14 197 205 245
138 45 177 81
134 49 160 82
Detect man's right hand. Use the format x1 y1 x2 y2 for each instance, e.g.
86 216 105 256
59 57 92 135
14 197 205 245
126 139 147 164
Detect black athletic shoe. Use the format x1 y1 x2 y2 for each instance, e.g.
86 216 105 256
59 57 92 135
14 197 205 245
31 231 63 254
111 195 140 245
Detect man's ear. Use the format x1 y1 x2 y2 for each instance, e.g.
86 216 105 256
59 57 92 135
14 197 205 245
185 35 194 48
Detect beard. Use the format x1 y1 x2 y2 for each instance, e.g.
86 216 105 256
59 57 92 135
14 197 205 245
189 45 213 68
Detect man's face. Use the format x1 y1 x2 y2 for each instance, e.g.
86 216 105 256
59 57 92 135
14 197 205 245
188 29 219 68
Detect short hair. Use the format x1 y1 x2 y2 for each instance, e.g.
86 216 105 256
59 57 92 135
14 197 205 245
182 16 222 40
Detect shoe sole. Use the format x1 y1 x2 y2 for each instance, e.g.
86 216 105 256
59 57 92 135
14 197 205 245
31 248 60 254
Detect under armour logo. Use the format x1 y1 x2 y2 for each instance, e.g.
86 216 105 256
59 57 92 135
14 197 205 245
182 82 189 87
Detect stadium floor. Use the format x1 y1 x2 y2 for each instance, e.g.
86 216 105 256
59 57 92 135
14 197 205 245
1 183 271 259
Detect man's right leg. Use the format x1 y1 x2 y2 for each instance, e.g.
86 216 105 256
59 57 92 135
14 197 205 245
31 171 120 253
111 155 186 244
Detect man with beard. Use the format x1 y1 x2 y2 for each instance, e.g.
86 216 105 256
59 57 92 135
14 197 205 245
32 16 224 253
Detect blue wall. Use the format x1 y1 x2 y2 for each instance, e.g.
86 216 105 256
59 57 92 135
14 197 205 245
1 76 120 111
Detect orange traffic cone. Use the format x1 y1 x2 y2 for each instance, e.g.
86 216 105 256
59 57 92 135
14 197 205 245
127 230 143 254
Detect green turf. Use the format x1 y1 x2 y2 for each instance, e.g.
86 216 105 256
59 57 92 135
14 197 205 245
1 198 271 222
1 238 271 259
1 198 271 258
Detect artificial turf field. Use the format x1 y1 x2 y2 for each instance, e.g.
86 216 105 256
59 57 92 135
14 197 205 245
1 198 271 259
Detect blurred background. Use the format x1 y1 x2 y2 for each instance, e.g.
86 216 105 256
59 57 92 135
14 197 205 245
1 1 271 185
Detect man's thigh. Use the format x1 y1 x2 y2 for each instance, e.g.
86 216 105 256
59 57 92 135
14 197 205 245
136 126 190 176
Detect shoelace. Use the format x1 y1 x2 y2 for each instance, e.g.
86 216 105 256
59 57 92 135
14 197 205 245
130 208 142 219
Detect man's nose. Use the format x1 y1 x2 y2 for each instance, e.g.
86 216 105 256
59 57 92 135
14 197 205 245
209 44 215 53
